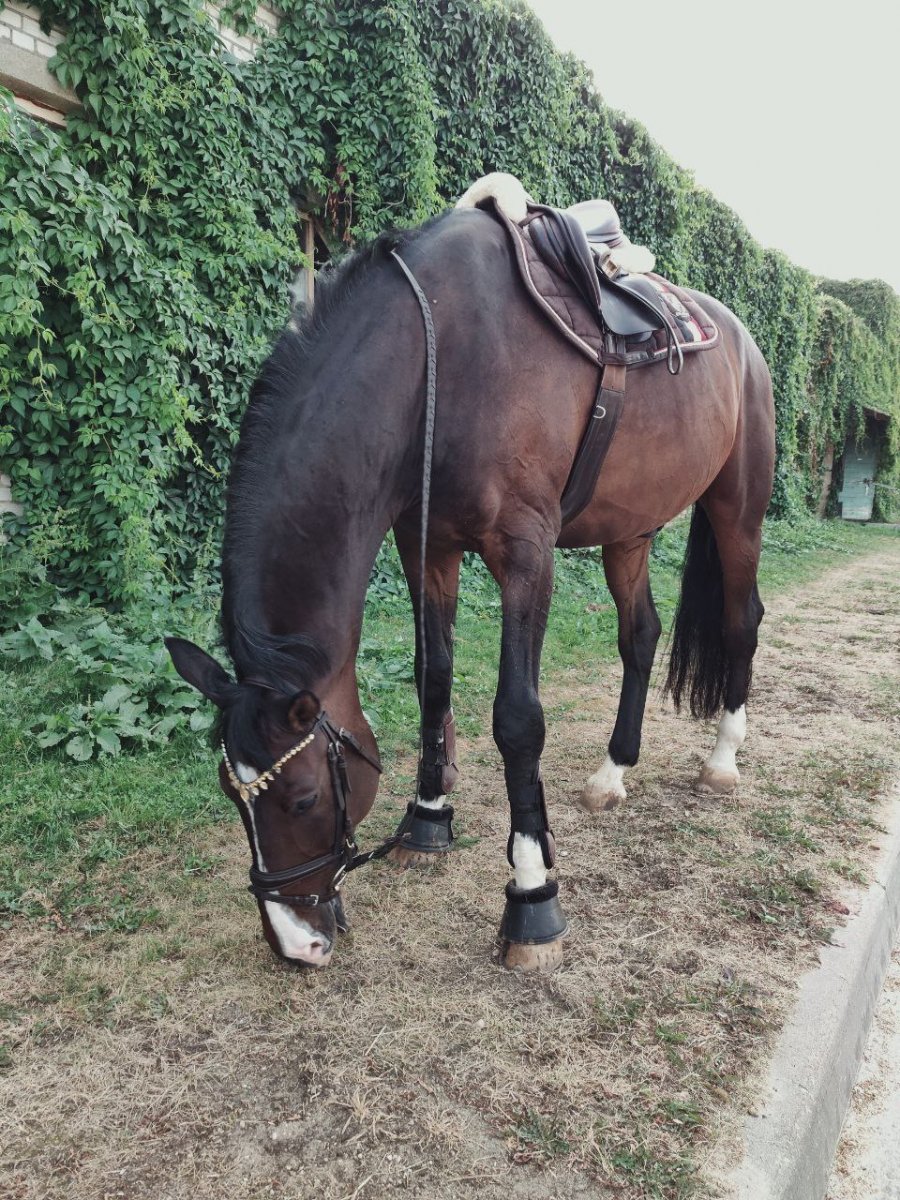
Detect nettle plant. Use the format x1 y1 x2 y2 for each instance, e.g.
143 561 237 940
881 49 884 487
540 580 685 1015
0 596 214 759
1 0 897 627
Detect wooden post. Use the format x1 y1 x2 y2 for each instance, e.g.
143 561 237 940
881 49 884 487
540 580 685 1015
816 443 834 517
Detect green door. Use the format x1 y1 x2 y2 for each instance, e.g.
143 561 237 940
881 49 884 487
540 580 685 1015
839 434 877 520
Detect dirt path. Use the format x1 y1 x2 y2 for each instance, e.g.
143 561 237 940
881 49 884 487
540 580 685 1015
2 544 899 1200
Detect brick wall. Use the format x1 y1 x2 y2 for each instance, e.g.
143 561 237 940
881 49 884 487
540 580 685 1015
0 2 63 60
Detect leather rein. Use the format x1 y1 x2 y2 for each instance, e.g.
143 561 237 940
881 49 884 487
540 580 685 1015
227 710 409 908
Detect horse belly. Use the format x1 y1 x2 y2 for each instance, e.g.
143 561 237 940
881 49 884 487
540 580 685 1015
558 355 740 547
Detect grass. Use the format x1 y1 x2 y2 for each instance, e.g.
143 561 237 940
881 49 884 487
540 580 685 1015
0 517 898 1200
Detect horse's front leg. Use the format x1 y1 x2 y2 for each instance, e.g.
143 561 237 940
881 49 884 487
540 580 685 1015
390 530 462 866
483 529 568 972
580 537 661 812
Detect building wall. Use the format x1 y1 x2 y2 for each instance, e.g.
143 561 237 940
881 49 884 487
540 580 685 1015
204 3 280 61
0 3 282 120
0 2 76 122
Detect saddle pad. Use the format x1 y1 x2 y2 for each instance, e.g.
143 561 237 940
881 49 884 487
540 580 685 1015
489 199 719 369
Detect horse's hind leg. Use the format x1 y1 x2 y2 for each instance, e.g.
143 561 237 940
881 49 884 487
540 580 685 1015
666 486 767 795
390 529 462 866
696 502 764 794
580 537 662 813
482 526 567 972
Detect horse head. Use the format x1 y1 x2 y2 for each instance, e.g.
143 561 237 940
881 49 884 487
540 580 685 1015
166 637 381 967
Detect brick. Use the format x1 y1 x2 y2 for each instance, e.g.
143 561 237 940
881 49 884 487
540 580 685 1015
22 15 42 36
0 25 11 39
35 39 54 57
11 28 35 51
1 9 23 28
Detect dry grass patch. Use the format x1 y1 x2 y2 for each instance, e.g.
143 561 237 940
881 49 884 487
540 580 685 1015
2 545 899 1200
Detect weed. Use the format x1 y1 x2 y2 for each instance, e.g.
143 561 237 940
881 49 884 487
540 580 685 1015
658 1098 705 1135
510 1110 571 1161
827 859 867 884
750 806 822 852
598 1132 697 1199
593 995 646 1033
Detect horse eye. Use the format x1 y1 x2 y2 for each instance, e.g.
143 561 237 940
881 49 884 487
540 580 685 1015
290 793 318 816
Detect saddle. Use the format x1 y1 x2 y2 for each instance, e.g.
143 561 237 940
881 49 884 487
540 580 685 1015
527 204 673 343
484 198 719 525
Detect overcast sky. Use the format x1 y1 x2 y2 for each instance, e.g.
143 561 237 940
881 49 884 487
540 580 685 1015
524 0 899 292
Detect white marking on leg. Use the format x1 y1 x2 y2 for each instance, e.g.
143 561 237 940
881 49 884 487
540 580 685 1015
707 706 747 777
235 761 331 964
512 833 546 891
580 754 627 812
416 793 446 811
585 755 626 801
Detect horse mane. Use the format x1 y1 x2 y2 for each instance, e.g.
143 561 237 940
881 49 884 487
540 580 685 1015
250 214 447 426
219 212 450 709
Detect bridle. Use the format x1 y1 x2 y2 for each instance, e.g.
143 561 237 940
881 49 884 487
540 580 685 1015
222 710 413 908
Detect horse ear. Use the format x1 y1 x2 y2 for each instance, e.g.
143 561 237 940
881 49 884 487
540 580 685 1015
287 689 320 732
165 637 233 706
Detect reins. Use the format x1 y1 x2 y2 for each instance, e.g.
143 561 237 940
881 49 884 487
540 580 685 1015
390 248 437 749
225 250 440 911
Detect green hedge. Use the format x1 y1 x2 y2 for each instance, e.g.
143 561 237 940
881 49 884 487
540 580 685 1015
1 0 897 608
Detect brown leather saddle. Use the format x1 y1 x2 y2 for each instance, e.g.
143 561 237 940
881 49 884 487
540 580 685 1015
528 204 675 346
485 199 719 526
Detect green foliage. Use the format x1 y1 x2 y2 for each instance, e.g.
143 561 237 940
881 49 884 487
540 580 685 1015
0 0 897 615
0 0 437 603
0 587 216 760
816 279 900 519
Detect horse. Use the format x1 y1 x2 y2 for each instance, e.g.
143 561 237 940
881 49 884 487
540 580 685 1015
167 183 775 971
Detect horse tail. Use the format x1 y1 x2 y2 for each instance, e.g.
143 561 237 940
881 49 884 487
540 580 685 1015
664 505 727 719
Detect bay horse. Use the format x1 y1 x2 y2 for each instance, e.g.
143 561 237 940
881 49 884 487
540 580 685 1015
167 188 775 970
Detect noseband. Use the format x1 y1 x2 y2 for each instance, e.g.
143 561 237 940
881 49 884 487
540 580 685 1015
222 710 410 908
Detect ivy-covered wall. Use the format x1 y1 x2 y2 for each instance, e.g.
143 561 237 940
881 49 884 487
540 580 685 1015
1 0 897 607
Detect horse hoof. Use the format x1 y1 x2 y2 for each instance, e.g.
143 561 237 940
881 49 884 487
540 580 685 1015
578 760 626 814
696 765 739 795
500 936 565 972
578 785 624 814
388 844 448 869
497 881 568 972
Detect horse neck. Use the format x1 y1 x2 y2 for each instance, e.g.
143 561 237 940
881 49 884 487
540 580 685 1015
223 285 422 699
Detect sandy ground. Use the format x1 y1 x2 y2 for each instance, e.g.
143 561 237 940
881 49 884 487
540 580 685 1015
2 541 899 1200
826 944 900 1200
